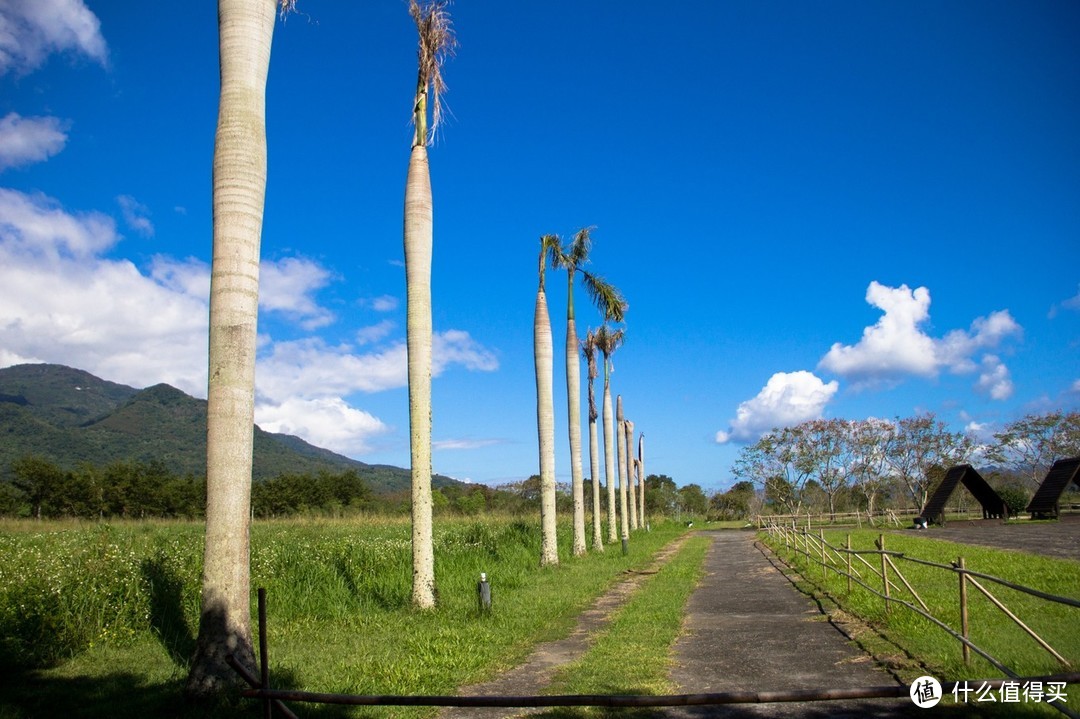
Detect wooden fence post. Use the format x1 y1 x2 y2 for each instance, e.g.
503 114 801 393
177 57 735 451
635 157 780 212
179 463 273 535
820 530 827 582
958 556 970 666
846 534 852 594
879 534 890 615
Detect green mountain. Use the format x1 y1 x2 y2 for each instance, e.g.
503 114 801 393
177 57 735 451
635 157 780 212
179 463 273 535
0 363 454 493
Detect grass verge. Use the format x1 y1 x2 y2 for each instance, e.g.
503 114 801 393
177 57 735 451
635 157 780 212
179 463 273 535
761 528 1080 717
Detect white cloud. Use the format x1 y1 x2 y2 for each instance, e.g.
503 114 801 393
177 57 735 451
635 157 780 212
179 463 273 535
356 319 395 345
975 354 1013 400
0 187 115 259
1049 285 1080 318
116 195 153 237
255 396 389 456
0 190 207 394
818 281 1021 399
259 256 336 329
715 371 839 444
0 112 68 170
0 188 499 461
0 0 107 75
434 438 502 451
369 294 398 312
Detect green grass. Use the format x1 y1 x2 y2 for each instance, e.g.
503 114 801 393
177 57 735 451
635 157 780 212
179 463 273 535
0 516 692 718
762 527 1080 715
535 534 711 718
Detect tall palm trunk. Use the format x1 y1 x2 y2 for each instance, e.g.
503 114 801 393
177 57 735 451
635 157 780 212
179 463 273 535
638 432 646 528
602 368 617 543
535 238 558 566
565 273 586 556
616 395 629 542
582 330 603 551
404 142 434 608
625 418 637 530
405 0 454 609
187 0 277 698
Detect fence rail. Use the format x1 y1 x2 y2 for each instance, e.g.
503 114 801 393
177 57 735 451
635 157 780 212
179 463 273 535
761 522 1080 718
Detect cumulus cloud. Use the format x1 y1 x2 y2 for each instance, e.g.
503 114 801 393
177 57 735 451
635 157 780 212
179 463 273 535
116 194 153 237
0 112 68 170
0 0 108 75
255 396 389 456
818 281 1021 398
259 256 336 329
368 295 398 312
356 320 395 345
1049 285 1080 318
0 189 207 393
0 188 500 460
715 371 839 444
434 438 503 451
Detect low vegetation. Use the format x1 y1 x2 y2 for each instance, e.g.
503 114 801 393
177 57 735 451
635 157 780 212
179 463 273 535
0 516 692 718
762 528 1080 714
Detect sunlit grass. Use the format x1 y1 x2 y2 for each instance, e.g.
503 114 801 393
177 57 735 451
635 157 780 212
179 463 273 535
0 516 691 718
762 527 1080 715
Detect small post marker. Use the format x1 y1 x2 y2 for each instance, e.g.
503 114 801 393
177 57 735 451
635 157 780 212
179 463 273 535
477 572 491 613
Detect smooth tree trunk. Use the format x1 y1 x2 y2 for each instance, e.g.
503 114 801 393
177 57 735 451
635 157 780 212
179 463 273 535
535 286 558 566
602 370 617 544
588 412 603 551
616 396 629 542
565 285 586 556
404 144 435 608
187 0 276 698
638 432 646 528
625 418 637 530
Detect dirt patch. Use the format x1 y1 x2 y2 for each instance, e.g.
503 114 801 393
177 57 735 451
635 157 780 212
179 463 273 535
915 513 1080 561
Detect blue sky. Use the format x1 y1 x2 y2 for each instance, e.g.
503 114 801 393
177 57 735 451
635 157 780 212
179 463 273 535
1 1 1077 492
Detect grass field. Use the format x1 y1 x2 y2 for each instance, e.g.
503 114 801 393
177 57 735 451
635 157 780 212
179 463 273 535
0 516 696 718
762 527 1080 715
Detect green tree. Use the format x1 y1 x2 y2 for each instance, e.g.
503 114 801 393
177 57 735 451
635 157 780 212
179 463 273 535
676 483 708 517
988 411 1080 490
594 326 624 543
886 413 973 511
582 329 604 551
11 455 66 519
404 0 455 608
550 228 626 556
644 474 677 517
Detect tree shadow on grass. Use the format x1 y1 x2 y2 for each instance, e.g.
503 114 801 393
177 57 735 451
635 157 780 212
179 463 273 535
140 556 198 668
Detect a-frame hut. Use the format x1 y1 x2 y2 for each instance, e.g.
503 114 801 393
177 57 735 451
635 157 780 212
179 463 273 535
1026 456 1080 519
920 464 1007 525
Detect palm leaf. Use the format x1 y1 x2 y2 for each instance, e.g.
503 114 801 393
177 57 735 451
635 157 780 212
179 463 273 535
409 0 457 146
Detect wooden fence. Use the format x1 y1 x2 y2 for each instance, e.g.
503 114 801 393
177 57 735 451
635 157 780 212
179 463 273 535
762 521 1080 717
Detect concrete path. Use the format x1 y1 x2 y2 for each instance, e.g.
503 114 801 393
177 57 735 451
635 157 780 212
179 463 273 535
442 530 932 718
659 531 921 718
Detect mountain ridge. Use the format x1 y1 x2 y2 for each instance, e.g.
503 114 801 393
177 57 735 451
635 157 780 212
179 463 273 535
0 363 454 493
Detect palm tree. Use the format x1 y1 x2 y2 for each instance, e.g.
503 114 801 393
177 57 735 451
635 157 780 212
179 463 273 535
593 325 624 544
624 417 638 530
404 0 455 609
581 330 604 551
637 432 646 528
534 234 560 566
550 228 626 556
616 396 630 543
187 0 292 699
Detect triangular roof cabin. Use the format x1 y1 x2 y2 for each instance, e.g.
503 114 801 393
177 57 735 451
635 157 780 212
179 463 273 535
921 464 1007 525
1026 456 1080 519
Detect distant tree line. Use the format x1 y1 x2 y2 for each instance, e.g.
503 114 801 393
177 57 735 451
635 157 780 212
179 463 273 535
723 410 1080 520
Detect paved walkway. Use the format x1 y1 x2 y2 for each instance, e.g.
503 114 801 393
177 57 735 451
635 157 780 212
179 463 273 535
441 530 933 718
659 531 920 718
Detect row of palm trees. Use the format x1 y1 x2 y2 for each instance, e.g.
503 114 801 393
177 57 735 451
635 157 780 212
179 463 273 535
534 229 648 565
189 0 454 696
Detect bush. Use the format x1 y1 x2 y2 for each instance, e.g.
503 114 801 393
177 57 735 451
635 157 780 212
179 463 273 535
998 485 1029 517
